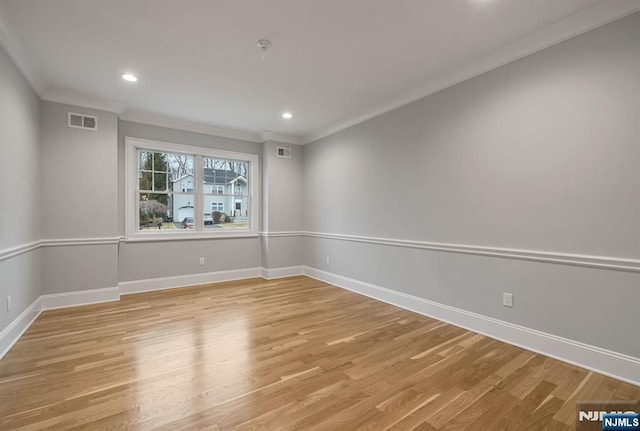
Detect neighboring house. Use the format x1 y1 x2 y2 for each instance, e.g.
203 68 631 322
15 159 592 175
171 169 247 222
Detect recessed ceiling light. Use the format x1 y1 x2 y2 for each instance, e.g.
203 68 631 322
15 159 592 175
282 112 293 119
121 73 138 82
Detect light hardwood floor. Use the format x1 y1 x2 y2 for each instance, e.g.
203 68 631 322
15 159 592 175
0 276 638 430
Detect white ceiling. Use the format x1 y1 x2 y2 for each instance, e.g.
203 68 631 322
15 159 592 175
1 0 638 144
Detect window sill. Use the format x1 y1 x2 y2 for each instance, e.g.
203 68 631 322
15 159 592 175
123 231 259 243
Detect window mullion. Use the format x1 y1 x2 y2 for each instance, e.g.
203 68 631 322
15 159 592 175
194 154 203 232
134 147 140 236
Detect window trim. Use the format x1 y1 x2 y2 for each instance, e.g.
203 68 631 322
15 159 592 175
125 137 259 241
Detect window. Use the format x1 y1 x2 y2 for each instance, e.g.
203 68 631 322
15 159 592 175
138 150 194 230
202 156 249 230
125 137 258 240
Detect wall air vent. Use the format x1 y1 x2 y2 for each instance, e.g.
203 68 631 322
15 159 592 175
276 147 291 159
68 112 98 131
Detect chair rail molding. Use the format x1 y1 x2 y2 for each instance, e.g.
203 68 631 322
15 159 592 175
296 231 639 273
0 241 41 261
0 237 123 262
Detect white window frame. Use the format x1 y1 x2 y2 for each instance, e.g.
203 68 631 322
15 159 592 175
125 137 259 241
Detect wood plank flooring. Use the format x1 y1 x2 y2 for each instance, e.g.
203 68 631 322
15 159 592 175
0 276 638 430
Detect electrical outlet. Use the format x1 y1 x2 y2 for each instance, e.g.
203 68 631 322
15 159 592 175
325 256 330 265
6 296 11 312
503 292 513 308
199 257 205 266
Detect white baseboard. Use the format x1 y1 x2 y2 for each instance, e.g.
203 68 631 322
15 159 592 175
303 266 640 387
40 286 120 310
1 267 266 359
0 298 42 360
262 266 305 280
9 265 637 386
118 267 263 295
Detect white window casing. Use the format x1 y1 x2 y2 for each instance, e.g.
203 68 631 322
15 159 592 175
125 137 259 241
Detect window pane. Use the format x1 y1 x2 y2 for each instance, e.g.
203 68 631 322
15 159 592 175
202 157 249 230
139 193 170 230
151 152 168 172
137 150 194 192
203 196 249 230
139 193 195 230
131 143 254 237
154 172 168 191
202 158 248 191
231 196 249 218
138 151 152 170
170 194 195 228
233 182 246 196
139 171 153 191
166 153 194 178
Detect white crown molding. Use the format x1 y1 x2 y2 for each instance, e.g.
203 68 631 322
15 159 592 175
120 109 262 143
302 1 640 144
4 1 637 146
303 266 640 386
41 88 128 114
0 2 43 94
259 131 302 146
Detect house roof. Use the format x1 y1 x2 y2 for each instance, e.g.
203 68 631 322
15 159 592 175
204 169 241 185
173 170 246 185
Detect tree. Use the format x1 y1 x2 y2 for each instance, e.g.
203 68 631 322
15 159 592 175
167 154 193 181
139 199 168 225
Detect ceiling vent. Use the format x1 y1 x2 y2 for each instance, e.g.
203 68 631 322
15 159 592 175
68 112 97 131
276 147 291 159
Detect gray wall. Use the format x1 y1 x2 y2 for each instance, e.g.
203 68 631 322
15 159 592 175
40 102 118 240
39 101 119 294
0 43 41 332
303 12 640 357
261 141 304 269
117 121 263 282
3 8 637 365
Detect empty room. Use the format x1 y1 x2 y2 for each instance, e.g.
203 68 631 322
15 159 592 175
1 1 639 430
